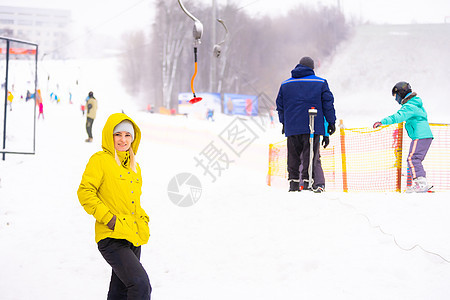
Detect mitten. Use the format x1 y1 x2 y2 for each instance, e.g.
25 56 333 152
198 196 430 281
327 123 336 135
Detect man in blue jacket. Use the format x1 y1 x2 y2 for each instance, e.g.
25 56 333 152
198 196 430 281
276 57 336 192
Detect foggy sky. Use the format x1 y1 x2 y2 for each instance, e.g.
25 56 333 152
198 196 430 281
4 0 450 38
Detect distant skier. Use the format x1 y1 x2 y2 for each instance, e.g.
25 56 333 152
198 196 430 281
276 56 336 192
38 101 44 120
7 91 13 111
206 108 214 121
26 90 33 102
373 81 433 193
269 108 275 128
85 91 97 142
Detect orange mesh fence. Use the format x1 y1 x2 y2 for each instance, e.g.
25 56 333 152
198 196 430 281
404 124 450 191
267 141 288 187
268 123 450 192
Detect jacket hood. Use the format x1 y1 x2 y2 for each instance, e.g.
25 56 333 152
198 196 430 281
102 113 141 156
291 64 315 78
401 92 419 105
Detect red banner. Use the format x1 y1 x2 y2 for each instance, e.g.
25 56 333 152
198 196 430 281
0 48 37 55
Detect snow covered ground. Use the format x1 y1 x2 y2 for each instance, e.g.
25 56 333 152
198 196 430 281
2 96 450 300
1 24 450 300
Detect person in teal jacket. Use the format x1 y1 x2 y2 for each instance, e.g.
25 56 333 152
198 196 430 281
373 81 433 192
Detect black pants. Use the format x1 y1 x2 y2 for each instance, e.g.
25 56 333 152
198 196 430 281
98 238 151 300
86 117 94 139
287 134 325 186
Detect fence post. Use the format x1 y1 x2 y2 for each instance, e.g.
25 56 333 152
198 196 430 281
267 143 273 186
340 127 348 192
396 122 404 192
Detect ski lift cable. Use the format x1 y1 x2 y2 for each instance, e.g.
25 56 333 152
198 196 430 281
42 0 251 59
234 0 261 13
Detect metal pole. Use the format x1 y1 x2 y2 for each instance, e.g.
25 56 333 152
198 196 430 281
32 44 38 154
210 0 217 92
2 40 10 161
308 107 318 190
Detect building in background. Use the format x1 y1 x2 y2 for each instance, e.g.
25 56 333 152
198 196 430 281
0 5 71 58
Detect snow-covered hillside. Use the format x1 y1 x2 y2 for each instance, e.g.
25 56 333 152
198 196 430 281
1 24 450 300
1 91 450 300
321 24 450 127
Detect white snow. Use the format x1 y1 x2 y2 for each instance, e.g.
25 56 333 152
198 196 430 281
2 100 450 300
2 25 450 300
320 24 450 128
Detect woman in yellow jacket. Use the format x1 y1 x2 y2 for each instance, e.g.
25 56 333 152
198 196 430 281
78 113 151 299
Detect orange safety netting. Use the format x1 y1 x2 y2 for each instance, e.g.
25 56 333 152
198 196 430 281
268 123 450 192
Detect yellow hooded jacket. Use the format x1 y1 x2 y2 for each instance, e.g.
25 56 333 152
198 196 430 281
77 113 149 246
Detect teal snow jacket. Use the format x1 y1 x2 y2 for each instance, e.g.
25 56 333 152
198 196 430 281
380 93 433 140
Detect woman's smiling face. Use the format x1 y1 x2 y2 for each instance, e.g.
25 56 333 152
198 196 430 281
113 131 132 151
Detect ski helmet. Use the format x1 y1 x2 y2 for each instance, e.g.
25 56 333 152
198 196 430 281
391 81 411 103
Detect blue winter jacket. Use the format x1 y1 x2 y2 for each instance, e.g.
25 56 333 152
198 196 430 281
380 92 433 140
276 64 336 136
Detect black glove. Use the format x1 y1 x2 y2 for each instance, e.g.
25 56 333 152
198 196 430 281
282 124 285 135
322 136 329 148
327 123 336 135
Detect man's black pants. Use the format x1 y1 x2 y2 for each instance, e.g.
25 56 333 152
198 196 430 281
98 238 151 300
287 134 325 186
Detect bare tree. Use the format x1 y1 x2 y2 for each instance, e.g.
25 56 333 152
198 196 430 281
119 30 146 96
121 1 350 111
154 0 194 109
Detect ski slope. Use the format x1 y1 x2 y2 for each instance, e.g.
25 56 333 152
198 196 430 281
1 97 450 300
1 24 450 300
321 24 450 128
